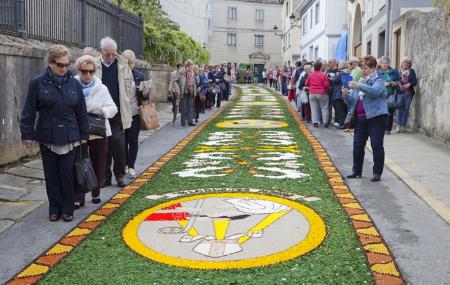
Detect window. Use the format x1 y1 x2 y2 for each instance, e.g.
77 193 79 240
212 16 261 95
314 46 319 60
255 35 264 47
315 2 320 25
227 33 236 46
309 45 314 60
286 1 289 16
302 16 307 35
256 9 264 21
228 7 237 19
378 31 385 56
367 40 372 55
310 9 313 29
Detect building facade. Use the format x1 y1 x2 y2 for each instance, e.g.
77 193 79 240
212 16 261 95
298 0 348 61
160 0 209 46
349 0 434 66
207 0 282 68
280 0 301 66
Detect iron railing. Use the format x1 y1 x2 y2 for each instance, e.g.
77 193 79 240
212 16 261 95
0 0 144 57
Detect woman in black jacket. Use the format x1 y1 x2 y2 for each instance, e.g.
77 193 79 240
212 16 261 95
20 45 89 222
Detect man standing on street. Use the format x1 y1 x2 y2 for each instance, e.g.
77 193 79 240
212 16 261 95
95 37 133 187
177 60 197 127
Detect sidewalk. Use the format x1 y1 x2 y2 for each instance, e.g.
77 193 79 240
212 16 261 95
0 103 175 235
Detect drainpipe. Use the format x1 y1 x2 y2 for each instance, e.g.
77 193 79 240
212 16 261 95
386 0 391 57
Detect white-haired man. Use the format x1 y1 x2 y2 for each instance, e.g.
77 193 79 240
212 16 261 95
95 36 133 188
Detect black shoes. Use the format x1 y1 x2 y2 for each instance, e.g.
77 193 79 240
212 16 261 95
92 197 101 204
61 214 73 222
117 178 128 187
49 214 60 222
346 173 362 179
371 174 381 182
74 202 85 210
188 123 196 126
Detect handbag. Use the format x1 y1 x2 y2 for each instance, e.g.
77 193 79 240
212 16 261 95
74 144 97 194
344 112 356 129
300 90 309 104
87 113 106 137
139 101 160 130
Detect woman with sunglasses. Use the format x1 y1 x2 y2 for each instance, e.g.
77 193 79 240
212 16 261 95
74 55 118 208
20 45 89 222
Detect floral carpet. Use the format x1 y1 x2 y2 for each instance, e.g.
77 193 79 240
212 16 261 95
8 86 404 285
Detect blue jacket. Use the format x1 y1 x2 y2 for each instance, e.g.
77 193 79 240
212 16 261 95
132 69 148 105
343 72 388 119
20 69 89 144
378 67 400 96
332 70 351 101
397 68 417 96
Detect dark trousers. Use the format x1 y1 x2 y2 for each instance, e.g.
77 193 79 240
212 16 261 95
216 91 222 108
40 144 76 215
76 137 108 203
334 99 348 126
106 118 126 182
180 93 194 125
269 79 273 87
125 114 140 169
194 95 202 120
206 91 215 109
352 115 387 176
302 102 311 121
224 82 230 101
386 109 395 132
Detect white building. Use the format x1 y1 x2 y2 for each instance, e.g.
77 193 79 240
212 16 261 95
207 0 282 68
160 0 209 46
280 0 301 66
298 0 348 61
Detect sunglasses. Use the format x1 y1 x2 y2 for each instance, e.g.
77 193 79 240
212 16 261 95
80 69 96 75
52 61 70 68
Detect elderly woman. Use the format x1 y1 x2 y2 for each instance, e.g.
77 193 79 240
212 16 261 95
21 45 89 222
379 56 400 134
332 61 351 129
396 56 417 133
344 55 388 182
122 50 150 177
298 64 312 122
305 61 330 127
74 55 117 208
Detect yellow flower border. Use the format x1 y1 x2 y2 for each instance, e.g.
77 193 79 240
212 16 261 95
122 192 326 270
216 120 289 129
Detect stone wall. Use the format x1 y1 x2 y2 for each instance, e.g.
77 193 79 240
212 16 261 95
400 8 450 145
0 35 172 166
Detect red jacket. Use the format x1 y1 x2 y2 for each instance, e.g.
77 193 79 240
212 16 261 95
305 71 329 95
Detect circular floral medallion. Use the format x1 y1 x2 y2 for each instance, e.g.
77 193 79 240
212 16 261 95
123 193 326 269
216 119 288 128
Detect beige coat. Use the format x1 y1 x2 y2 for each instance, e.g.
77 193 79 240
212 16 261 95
176 68 196 98
168 70 181 98
95 54 133 129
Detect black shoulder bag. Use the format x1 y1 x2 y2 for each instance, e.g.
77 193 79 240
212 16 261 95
88 113 106 137
74 144 98 193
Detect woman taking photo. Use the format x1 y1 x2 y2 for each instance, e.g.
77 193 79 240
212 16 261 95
344 55 388 182
21 45 89 222
74 55 118 208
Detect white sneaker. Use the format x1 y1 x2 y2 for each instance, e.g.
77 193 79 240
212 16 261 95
128 168 136 177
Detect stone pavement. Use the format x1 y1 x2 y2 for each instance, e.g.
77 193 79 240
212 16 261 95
0 103 176 235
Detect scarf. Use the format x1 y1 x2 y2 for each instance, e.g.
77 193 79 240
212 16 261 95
401 68 410 77
47 67 68 86
79 78 96 97
186 69 194 89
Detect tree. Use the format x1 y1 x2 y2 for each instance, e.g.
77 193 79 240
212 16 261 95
117 0 210 66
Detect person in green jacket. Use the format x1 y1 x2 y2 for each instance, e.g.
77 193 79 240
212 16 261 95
349 57 362 82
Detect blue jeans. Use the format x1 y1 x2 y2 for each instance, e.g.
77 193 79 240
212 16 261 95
352 115 387 176
396 95 413 127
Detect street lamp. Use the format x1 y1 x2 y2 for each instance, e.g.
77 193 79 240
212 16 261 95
289 13 301 28
272 25 283 38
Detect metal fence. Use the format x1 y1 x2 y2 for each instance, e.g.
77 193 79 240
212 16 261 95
0 0 144 57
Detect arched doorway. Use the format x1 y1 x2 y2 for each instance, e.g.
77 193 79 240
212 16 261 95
353 4 363 58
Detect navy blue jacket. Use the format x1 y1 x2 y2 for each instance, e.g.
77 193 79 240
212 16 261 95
132 69 148 106
20 69 89 144
397 68 417 96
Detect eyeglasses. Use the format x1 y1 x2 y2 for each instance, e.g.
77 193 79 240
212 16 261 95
52 61 70 68
80 69 96 75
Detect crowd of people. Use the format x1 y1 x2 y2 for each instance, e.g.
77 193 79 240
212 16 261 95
269 55 417 182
